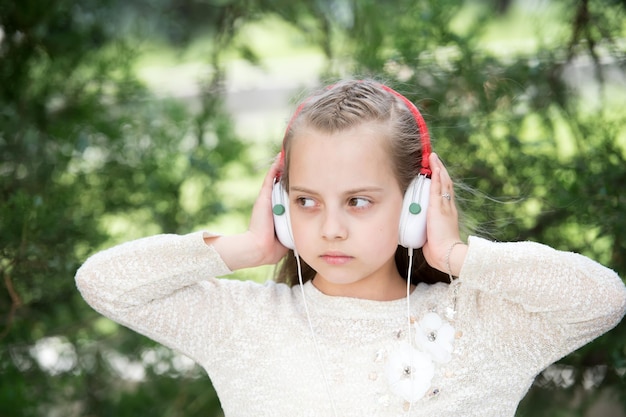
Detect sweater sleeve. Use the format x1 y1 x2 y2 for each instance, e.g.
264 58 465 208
75 231 243 364
458 236 626 372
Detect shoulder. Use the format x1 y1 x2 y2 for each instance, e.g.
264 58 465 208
199 277 300 309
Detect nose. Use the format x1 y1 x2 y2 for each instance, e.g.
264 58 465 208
320 207 348 241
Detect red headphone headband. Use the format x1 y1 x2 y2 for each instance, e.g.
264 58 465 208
279 82 432 177
378 85 432 176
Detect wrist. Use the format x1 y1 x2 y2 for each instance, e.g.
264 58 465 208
206 233 264 271
445 240 468 280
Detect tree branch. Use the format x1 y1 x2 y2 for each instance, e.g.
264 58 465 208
1 264 22 341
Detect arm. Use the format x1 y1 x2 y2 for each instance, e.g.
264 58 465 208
75 155 289 363
77 153 287 313
75 232 242 362
75 232 231 314
205 153 288 270
458 236 626 370
422 153 626 369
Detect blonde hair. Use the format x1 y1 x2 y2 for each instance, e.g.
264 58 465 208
275 79 450 286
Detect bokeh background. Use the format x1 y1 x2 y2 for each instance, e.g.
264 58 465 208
1 0 625 416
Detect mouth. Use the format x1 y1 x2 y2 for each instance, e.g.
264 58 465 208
320 252 353 266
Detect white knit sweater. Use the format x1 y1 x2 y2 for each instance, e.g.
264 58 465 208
75 232 626 417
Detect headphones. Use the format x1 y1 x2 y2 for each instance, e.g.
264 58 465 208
271 82 432 250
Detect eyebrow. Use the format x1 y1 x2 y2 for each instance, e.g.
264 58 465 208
289 185 386 195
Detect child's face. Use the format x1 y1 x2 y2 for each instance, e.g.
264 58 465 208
288 122 405 299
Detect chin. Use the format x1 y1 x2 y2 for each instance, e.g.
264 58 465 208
313 272 370 288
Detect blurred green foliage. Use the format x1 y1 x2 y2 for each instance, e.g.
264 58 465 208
0 0 242 415
1 0 625 416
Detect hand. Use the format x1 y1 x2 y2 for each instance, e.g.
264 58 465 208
207 154 289 270
246 153 290 265
421 153 467 276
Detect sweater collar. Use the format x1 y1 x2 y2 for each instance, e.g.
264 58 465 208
300 280 427 320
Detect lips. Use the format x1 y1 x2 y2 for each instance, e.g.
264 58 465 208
320 252 353 266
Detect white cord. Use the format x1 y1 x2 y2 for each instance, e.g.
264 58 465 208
405 247 414 416
406 248 414 342
295 250 339 417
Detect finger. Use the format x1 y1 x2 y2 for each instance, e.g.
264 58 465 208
265 153 283 186
429 153 455 213
437 155 454 199
250 154 279 220
255 154 280 200
429 153 451 206
429 152 443 200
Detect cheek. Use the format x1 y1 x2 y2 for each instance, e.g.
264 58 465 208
362 211 399 248
379 223 400 248
377 204 402 246
288 209 310 239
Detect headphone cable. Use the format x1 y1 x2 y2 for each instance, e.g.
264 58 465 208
295 250 339 417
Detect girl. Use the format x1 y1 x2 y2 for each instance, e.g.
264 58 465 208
76 79 626 416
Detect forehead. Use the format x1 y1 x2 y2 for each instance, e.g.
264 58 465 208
288 123 398 187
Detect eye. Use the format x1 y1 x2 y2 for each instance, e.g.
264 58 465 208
296 197 316 208
348 197 372 209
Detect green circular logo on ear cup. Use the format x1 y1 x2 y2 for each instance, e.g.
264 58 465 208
273 204 286 216
409 203 422 215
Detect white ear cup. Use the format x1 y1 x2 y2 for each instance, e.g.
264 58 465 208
271 180 295 249
398 175 431 249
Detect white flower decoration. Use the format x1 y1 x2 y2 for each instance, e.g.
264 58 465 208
384 341 435 403
414 312 455 364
